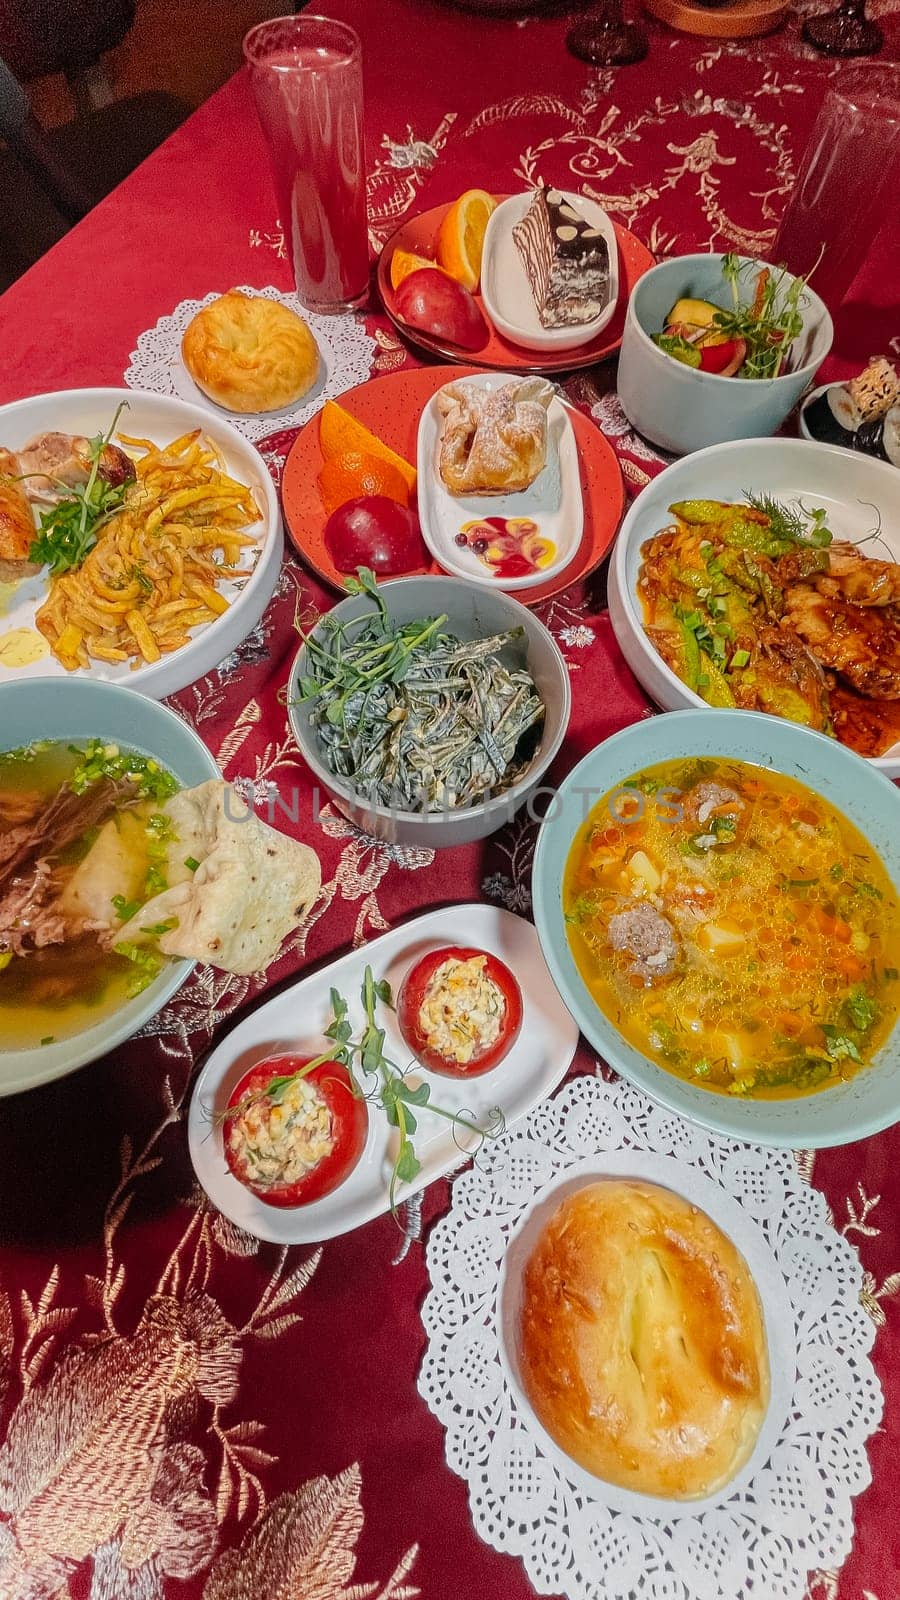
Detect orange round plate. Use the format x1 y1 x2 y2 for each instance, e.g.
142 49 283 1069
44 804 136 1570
282 365 625 605
376 197 655 374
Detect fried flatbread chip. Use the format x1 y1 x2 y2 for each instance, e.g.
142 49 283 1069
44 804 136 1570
120 781 320 975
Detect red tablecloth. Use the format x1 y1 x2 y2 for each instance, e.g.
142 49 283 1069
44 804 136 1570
0 5 899 1598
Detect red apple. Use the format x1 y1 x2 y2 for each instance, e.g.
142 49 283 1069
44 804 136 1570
324 496 427 576
392 268 488 351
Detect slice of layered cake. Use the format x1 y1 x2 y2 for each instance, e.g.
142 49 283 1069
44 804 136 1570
512 187 611 330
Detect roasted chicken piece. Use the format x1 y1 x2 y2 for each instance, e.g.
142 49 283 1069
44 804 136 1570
781 584 900 700
15 431 135 505
0 448 40 580
818 541 900 607
774 538 900 606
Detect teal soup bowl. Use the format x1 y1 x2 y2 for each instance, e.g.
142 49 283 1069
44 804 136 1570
532 709 900 1148
0 679 219 1096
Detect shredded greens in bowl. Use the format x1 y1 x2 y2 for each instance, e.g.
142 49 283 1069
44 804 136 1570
293 569 546 814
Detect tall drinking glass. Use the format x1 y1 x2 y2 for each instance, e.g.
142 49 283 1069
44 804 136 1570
244 15 369 314
772 66 900 309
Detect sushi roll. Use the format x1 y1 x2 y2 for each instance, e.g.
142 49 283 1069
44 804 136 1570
802 357 900 465
803 387 855 448
854 404 900 468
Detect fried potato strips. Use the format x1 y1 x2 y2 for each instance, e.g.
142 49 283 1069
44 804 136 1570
35 429 261 671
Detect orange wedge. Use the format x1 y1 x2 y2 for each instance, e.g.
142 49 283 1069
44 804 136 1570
390 247 442 290
318 450 411 516
319 401 417 493
435 189 496 292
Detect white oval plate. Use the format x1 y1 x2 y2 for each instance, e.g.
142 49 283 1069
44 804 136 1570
188 903 580 1244
608 436 900 776
481 191 619 355
416 372 584 592
498 1151 795 1518
0 387 282 699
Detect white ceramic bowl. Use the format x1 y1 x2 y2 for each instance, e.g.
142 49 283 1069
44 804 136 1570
0 387 282 698
498 1153 793 1515
0 678 219 1096
617 254 833 455
416 370 583 591
481 191 619 354
287 575 571 847
608 437 900 777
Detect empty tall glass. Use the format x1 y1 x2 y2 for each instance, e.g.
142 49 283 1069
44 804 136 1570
772 66 900 309
244 15 369 314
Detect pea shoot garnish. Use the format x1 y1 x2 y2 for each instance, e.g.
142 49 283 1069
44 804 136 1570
27 402 133 575
715 255 810 381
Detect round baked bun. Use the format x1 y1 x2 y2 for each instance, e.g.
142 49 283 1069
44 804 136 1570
182 290 320 414
518 1179 769 1499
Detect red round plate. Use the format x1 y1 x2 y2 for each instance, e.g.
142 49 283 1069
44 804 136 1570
282 365 625 606
376 197 655 374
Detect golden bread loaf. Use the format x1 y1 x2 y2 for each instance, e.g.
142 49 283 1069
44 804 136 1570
518 1179 769 1499
181 290 320 414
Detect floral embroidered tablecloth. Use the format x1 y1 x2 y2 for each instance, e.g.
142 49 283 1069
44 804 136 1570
0 3 898 1596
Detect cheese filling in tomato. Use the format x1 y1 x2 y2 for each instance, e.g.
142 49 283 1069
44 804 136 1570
228 1076 334 1190
418 955 506 1064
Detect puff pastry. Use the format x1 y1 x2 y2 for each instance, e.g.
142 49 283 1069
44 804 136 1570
437 378 553 496
519 1179 769 1499
182 290 320 414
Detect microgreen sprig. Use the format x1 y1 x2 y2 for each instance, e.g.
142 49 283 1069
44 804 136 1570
715 255 809 380
26 401 132 575
295 566 450 727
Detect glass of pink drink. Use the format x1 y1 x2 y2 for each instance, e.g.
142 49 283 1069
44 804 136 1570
772 66 900 309
244 15 369 314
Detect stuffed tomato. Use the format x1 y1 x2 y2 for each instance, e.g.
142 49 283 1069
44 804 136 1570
397 946 522 1077
224 1054 367 1207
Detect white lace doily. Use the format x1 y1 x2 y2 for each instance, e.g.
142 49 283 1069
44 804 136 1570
419 1074 883 1600
124 285 376 442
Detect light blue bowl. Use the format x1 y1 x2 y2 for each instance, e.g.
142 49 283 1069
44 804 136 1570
0 680 219 1096
533 709 900 1148
618 254 833 455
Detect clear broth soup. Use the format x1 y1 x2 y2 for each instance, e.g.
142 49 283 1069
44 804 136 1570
0 740 178 1050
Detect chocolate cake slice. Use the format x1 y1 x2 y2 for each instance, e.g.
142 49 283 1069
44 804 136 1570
512 187 611 330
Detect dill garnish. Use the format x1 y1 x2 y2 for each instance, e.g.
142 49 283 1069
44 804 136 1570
744 491 832 549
